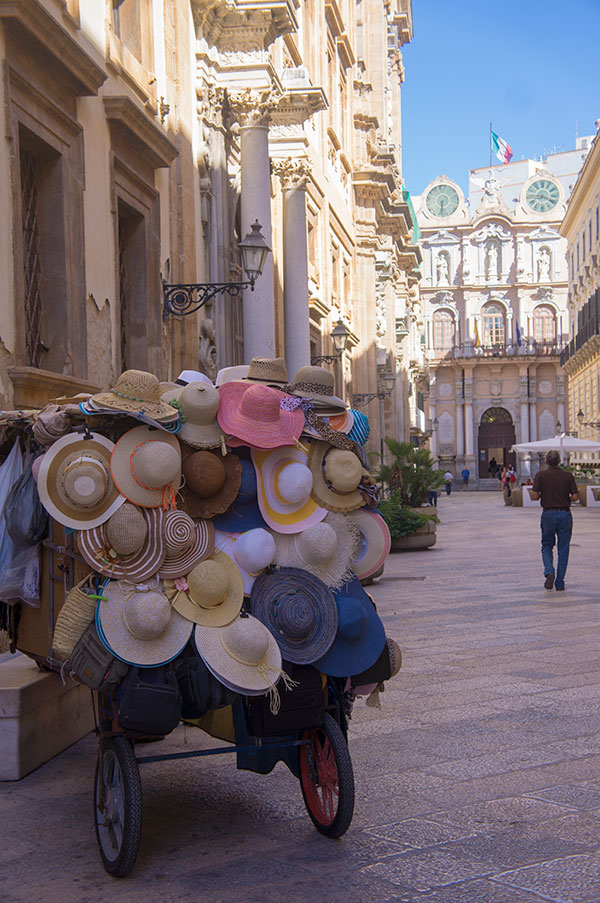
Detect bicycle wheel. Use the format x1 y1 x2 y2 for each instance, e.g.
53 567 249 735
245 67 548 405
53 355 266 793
94 736 142 877
299 712 355 838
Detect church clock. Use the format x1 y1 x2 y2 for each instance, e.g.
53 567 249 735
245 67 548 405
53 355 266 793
525 178 560 214
425 184 459 217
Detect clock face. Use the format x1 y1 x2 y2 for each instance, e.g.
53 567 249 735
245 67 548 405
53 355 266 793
525 179 560 213
426 184 459 217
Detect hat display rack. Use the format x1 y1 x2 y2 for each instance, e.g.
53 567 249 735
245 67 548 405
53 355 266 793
1 360 401 877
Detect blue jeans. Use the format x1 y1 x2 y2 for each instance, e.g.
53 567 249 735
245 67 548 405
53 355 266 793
540 510 573 588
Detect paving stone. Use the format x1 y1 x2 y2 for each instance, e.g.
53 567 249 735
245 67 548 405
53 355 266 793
400 877 558 903
494 852 600 903
524 785 600 811
362 848 498 891
440 822 592 867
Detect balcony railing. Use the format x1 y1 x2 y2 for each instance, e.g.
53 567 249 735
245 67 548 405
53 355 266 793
428 341 563 362
560 317 600 367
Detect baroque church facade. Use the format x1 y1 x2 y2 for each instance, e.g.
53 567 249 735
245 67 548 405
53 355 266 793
415 141 592 480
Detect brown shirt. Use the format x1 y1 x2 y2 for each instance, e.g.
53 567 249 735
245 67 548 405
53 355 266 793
532 466 578 510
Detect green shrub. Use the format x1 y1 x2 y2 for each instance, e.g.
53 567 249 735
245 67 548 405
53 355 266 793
379 492 438 540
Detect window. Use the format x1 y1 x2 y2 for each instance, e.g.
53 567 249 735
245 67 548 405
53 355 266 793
533 305 556 345
433 309 455 352
482 303 505 347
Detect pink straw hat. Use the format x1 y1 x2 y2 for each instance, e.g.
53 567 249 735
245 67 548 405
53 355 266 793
217 383 304 449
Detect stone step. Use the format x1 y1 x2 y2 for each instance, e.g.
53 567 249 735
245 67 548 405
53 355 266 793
0 654 95 781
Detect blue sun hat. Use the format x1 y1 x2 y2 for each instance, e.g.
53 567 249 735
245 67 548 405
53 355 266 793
312 574 386 677
347 410 370 446
212 458 268 532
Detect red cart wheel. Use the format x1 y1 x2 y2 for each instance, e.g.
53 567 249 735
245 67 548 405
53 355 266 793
299 713 354 838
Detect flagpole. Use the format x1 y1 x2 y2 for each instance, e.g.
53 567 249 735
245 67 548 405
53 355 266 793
490 121 492 168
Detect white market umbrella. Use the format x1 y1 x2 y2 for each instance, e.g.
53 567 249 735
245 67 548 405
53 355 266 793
512 433 600 460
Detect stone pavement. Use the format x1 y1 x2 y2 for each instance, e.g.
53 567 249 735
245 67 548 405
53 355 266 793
3 492 600 903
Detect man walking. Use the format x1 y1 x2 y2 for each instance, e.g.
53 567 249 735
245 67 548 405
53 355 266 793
530 450 579 591
443 471 454 495
461 467 470 490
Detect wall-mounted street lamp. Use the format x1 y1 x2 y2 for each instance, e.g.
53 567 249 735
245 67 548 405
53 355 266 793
577 408 600 429
311 319 351 364
556 419 563 433
351 370 397 407
163 220 270 320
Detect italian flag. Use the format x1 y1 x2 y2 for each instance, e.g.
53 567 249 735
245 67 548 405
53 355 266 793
491 130 513 164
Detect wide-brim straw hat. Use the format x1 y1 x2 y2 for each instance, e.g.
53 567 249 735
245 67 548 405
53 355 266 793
250 567 337 665
78 504 166 581
288 365 346 413
347 509 391 580
347 409 370 446
244 356 289 387
301 410 355 440
179 449 242 519
96 580 193 667
217 382 304 449
215 527 276 595
211 459 268 532
166 550 244 627
90 369 178 421
161 382 224 450
252 446 327 534
158 509 215 579
308 440 369 512
111 425 182 508
273 512 359 589
37 430 126 530
194 613 282 695
312 574 386 677
176 370 213 386
215 365 249 386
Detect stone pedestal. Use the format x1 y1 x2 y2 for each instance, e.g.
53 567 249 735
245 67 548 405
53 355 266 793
0 655 95 781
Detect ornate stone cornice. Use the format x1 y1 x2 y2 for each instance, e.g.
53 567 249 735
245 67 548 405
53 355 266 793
103 96 177 169
272 157 311 188
225 87 281 127
191 0 298 52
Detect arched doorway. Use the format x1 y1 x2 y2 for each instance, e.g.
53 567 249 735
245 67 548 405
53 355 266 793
478 407 516 477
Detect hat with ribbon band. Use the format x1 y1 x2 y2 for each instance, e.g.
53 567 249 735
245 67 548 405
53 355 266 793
252 445 327 534
110 425 182 509
78 503 166 581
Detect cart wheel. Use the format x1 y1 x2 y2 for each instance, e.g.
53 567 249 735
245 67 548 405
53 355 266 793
94 736 142 877
299 712 355 838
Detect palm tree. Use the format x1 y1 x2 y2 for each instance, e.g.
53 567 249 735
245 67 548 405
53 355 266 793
378 439 444 507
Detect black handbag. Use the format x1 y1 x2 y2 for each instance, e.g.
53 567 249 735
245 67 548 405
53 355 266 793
246 662 325 737
118 665 181 736
175 650 240 719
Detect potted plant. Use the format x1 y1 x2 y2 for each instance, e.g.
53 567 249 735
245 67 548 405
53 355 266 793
377 440 443 551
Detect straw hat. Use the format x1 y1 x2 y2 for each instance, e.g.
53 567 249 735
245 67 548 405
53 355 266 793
244 357 289 387
252 446 327 534
161 382 224 450
176 370 213 386
110 425 182 508
194 614 282 697
352 636 402 685
308 440 369 512
217 383 304 449
78 504 166 581
312 575 386 677
347 409 370 446
301 410 355 441
215 365 249 386
96 580 193 667
158 510 215 579
37 430 126 530
167 550 243 627
52 575 98 661
250 567 338 665
212 459 268 533
273 512 359 589
179 449 242 519
90 370 178 421
347 509 391 581
289 365 346 413
215 527 276 594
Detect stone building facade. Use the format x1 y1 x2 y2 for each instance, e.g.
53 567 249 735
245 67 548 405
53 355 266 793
0 0 421 461
415 142 592 481
559 125 600 460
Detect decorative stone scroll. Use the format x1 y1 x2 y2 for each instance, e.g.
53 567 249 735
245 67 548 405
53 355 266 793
226 87 281 128
272 158 312 189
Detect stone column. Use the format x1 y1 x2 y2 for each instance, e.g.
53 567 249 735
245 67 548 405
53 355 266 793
274 159 312 376
520 403 530 443
465 403 474 456
529 401 538 441
229 90 278 362
429 402 438 457
456 404 465 456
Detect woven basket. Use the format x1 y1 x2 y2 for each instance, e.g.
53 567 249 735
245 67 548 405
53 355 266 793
52 575 98 661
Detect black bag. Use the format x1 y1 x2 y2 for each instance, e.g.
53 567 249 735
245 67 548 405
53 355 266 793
4 460 48 546
246 662 325 737
352 641 392 686
175 651 240 719
68 622 129 691
118 665 181 736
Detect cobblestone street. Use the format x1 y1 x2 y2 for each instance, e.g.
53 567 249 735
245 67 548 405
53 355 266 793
3 491 600 902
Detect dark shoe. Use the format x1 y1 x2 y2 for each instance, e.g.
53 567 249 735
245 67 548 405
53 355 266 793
555 584 565 591
544 574 555 590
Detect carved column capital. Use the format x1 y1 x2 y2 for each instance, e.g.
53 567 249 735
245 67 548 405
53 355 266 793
272 157 312 189
225 87 281 127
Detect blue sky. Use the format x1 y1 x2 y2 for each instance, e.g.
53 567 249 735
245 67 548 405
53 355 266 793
401 1 600 198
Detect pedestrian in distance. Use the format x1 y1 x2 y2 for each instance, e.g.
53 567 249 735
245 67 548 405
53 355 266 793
529 450 579 591
461 467 470 490
496 467 504 490
427 484 438 506
443 470 453 495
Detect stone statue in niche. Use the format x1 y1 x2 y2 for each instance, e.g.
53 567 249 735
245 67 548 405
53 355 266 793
537 247 551 282
436 252 449 284
486 242 500 280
